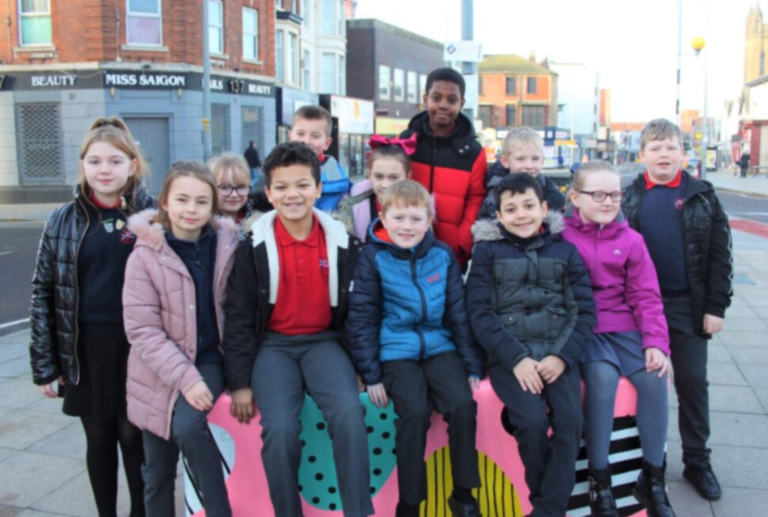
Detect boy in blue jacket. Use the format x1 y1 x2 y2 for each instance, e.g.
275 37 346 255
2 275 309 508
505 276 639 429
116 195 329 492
346 180 485 517
466 173 595 517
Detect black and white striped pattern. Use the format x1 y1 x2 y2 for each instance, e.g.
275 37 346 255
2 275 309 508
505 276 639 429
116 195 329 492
184 423 236 517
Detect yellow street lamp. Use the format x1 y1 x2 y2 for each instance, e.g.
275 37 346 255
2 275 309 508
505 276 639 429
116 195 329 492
691 36 706 55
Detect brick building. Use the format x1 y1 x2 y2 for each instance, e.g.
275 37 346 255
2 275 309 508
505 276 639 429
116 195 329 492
477 54 558 130
0 0 277 202
345 18 443 134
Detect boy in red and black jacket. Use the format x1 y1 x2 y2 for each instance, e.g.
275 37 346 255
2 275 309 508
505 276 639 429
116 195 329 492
400 67 486 268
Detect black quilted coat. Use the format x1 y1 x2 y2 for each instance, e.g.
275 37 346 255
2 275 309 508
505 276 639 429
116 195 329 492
29 187 154 386
621 171 733 335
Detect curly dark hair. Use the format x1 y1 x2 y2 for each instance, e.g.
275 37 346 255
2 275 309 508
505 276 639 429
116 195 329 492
262 141 321 186
494 173 545 210
425 67 466 99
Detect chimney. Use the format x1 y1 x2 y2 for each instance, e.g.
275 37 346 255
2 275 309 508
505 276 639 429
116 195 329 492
529 51 536 63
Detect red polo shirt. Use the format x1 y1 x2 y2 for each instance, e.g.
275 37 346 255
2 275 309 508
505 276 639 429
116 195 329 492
644 169 683 189
268 216 332 335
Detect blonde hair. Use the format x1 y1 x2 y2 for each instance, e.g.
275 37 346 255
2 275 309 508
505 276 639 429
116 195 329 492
152 161 219 230
567 160 620 200
502 127 544 156
208 152 251 188
380 180 433 219
640 118 683 150
78 117 149 212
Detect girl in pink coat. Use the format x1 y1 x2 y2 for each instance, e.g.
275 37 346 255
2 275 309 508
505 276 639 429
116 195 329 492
562 161 676 517
123 161 238 517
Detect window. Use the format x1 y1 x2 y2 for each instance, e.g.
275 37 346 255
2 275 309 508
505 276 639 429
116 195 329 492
212 104 231 156
527 77 537 94
276 30 284 82
292 0 298 13
521 106 545 127
321 0 334 34
407 71 418 104
339 55 346 95
506 105 517 127
479 106 491 129
241 106 263 157
419 74 427 101
19 0 52 46
506 76 517 95
393 68 404 102
338 0 345 36
242 8 259 61
275 0 282 8
322 52 335 92
303 49 311 89
479 76 483 95
379 65 391 100
289 33 299 84
301 0 310 26
127 0 162 46
208 0 223 54
17 103 63 182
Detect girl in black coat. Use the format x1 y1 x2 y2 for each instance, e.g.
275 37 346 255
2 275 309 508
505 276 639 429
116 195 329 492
29 117 154 517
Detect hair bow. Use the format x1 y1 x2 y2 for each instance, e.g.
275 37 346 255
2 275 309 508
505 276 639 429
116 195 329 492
368 133 418 155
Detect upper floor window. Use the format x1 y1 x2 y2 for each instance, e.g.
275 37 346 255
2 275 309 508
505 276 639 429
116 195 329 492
127 0 162 46
301 0 310 27
19 0 52 46
407 71 417 104
208 0 223 54
527 77 537 94
379 65 391 100
506 76 517 95
242 8 259 61
276 30 285 82
321 0 334 35
393 68 404 102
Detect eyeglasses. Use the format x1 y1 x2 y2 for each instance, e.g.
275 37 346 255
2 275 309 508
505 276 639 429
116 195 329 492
218 184 249 196
579 190 623 202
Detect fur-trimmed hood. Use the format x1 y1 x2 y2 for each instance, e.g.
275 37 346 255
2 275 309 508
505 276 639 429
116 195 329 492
471 210 565 243
127 208 239 251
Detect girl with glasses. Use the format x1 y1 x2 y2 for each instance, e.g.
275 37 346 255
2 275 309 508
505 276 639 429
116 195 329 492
208 153 252 226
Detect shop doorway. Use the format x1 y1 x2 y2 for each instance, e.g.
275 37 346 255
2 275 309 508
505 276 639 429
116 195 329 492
124 117 170 195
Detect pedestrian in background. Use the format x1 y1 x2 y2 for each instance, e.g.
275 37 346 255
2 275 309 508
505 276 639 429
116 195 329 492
244 140 262 189
29 117 153 517
740 151 751 178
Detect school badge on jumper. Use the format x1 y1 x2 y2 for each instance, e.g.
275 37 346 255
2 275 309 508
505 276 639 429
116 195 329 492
102 218 115 233
116 219 125 230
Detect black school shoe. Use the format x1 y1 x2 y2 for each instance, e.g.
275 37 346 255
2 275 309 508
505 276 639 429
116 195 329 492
633 461 676 517
447 494 482 517
683 464 722 501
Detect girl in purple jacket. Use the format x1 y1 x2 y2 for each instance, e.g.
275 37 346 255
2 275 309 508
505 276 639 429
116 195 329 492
562 161 676 517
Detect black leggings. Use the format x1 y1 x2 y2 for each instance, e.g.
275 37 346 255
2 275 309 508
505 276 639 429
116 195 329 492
80 416 146 517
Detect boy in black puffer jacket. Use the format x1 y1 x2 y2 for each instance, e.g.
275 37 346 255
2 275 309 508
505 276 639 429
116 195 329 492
466 173 595 517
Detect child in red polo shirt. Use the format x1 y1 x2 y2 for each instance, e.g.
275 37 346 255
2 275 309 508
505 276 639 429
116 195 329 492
223 142 374 517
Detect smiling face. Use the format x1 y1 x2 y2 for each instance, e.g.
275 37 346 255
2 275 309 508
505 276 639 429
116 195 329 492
216 168 250 216
289 117 332 157
369 157 410 204
570 170 622 226
496 188 548 239
80 141 137 205
380 203 431 249
640 137 683 184
163 176 215 242
501 143 544 177
265 164 322 226
424 80 465 135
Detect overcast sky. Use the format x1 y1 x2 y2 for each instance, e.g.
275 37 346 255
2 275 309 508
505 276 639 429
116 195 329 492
355 0 761 123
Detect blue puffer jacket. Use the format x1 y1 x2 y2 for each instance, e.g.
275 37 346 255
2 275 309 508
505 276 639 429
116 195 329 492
346 222 485 385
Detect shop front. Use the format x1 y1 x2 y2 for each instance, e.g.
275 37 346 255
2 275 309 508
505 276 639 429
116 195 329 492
320 95 374 178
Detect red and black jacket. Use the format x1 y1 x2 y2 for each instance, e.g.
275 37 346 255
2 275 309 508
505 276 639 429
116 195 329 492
400 111 487 267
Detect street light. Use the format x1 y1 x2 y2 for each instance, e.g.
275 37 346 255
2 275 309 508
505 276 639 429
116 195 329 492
691 35 708 180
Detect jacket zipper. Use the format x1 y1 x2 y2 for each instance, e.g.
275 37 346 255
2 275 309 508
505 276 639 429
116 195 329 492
428 142 437 193
410 256 428 360
72 199 89 385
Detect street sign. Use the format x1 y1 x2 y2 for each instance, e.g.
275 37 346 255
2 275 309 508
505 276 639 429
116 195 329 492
443 41 483 62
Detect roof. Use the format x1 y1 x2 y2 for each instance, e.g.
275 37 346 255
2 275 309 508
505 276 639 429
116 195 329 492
347 19 443 50
479 55 556 75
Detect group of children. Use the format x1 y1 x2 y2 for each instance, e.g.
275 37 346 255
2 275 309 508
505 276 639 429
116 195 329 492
29 66 731 517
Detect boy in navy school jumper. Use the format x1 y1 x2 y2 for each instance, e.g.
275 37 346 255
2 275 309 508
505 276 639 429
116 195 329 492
466 173 595 517
346 180 485 517
223 142 374 517
621 119 733 502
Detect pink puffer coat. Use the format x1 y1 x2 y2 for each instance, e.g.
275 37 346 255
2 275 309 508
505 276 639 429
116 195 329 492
123 210 239 439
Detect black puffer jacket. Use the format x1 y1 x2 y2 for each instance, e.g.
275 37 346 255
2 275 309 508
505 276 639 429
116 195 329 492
466 213 595 371
622 172 733 334
477 161 566 220
29 186 155 386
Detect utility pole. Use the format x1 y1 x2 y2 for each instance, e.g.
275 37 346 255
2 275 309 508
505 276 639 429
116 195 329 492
202 0 213 161
461 0 477 121
676 0 683 125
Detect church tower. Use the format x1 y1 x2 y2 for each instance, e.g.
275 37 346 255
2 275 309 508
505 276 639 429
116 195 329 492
745 4 765 84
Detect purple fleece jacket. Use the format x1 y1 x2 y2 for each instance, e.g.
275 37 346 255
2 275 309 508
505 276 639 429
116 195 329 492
562 208 670 355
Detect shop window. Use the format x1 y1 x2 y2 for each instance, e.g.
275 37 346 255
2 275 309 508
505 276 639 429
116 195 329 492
521 106 545 128
419 74 427 101
506 77 517 95
290 33 299 84
379 65 391 100
212 104 231 156
527 77 537 94
276 30 284 82
479 106 491 129
322 52 335 92
17 103 64 183
393 68 404 102
209 0 224 54
241 106 264 155
407 71 417 104
303 49 312 89
19 0 52 46
506 105 517 127
242 8 259 61
127 0 162 46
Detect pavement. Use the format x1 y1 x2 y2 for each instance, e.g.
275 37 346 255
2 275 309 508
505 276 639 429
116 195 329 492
1 173 767 516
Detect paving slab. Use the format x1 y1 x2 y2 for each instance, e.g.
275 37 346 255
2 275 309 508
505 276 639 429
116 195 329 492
704 444 768 491
31 471 131 517
24 396 64 416
0 378 49 410
727 345 768 367
706 341 735 364
717 330 767 347
16 511 72 517
707 385 766 414
668 411 768 448
741 295 768 308
0 344 28 365
27 422 85 461
754 388 768 413
722 305 760 318
0 447 16 464
667 480 715 517
0 451 84 508
711 486 768 517
0 358 31 379
719 317 768 332
738 363 768 389
0 504 25 517
752 307 768 319
707 361 748 386
0 410 72 450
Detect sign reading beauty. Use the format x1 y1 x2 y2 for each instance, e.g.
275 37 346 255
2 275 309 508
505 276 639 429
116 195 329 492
104 72 187 89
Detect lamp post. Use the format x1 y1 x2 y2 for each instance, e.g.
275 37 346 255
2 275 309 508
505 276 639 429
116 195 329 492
691 35 708 181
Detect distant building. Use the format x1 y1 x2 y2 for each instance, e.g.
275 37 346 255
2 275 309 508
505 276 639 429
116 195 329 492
477 54 558 130
745 5 768 84
549 61 600 139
